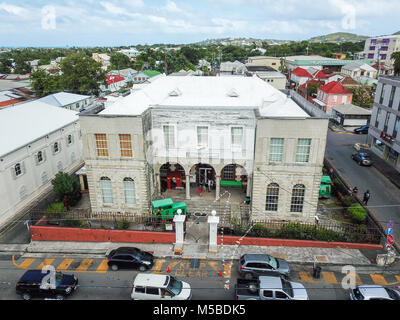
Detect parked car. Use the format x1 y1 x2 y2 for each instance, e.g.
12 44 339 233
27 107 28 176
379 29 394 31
351 152 373 166
107 247 154 271
131 273 192 300
353 125 369 134
350 285 400 300
235 276 308 300
16 270 78 300
238 254 290 279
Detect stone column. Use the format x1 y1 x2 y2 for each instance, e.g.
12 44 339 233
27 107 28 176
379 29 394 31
215 175 220 200
155 173 161 195
173 211 186 253
246 175 252 197
208 210 220 253
185 174 191 200
79 175 85 191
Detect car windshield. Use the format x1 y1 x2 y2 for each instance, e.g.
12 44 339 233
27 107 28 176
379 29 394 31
167 276 183 296
385 288 400 300
281 279 293 298
353 288 364 300
268 256 277 269
55 272 63 287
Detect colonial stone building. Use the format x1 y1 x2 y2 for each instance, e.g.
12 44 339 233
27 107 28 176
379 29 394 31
80 75 329 223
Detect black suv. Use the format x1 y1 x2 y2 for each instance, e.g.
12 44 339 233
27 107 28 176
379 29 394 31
16 270 78 300
107 247 154 271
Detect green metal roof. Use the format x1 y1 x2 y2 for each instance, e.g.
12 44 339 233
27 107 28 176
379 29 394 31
293 59 374 67
152 198 173 207
143 70 161 77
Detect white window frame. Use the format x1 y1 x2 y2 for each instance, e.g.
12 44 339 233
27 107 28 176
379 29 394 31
266 183 279 212
231 126 244 147
269 138 284 163
41 171 48 185
290 184 305 213
295 138 312 163
123 178 136 205
196 126 209 147
15 163 22 176
53 142 60 154
333 95 338 103
341 95 347 104
163 125 176 149
100 177 113 204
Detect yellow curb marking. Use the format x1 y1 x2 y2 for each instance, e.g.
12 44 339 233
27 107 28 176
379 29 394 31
152 260 164 274
95 259 109 273
299 271 318 283
36 259 55 270
56 259 74 272
12 256 35 270
355 274 363 285
208 261 219 272
370 274 388 286
321 272 338 284
75 259 93 272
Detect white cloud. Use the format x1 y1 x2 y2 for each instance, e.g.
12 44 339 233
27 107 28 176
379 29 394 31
164 0 182 13
0 2 28 16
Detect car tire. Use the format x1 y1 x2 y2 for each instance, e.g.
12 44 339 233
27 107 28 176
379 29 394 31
22 293 31 300
244 273 253 280
111 264 118 271
55 294 64 300
139 265 147 272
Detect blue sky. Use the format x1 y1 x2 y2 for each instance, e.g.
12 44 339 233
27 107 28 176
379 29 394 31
0 0 399 47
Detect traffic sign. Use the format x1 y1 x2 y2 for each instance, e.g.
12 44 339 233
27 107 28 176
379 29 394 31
386 228 393 235
388 221 394 228
386 244 393 251
387 234 394 245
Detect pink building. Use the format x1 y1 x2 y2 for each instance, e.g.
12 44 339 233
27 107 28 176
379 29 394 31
313 81 353 114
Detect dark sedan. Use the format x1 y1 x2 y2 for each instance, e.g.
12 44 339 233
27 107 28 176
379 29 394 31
351 152 373 166
107 247 154 271
353 125 369 134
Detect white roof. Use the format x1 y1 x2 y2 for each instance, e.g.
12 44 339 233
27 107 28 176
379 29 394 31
342 62 376 72
332 104 372 115
0 100 79 157
100 75 309 118
37 92 90 107
134 273 168 287
286 55 337 61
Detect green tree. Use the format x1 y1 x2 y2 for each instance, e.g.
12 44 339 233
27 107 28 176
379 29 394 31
391 51 400 76
51 172 82 207
110 52 132 70
30 69 64 98
0 57 12 73
60 53 106 95
349 85 374 108
307 82 322 96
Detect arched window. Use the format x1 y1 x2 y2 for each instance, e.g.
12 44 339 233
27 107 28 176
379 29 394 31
20 185 28 200
123 178 136 205
266 183 279 211
54 142 59 153
37 151 43 163
100 177 113 204
290 184 305 213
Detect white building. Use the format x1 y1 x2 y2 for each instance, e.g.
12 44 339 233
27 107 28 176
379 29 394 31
0 101 84 228
219 61 246 75
80 75 328 223
246 56 281 70
363 35 400 75
37 92 93 112
341 62 377 81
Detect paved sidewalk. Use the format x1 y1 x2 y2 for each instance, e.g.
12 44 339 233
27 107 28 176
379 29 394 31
0 241 383 267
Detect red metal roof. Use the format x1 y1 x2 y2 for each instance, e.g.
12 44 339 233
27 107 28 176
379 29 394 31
106 75 125 84
291 67 313 78
319 81 350 94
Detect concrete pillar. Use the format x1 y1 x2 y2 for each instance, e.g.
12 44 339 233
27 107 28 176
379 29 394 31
155 173 161 195
185 175 191 200
173 212 186 252
246 175 251 197
215 175 220 200
79 175 85 191
208 210 220 253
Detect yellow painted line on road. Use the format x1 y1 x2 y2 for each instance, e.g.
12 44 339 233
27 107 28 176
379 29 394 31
321 272 339 284
299 271 317 283
95 260 109 273
223 263 232 278
36 259 55 270
355 274 363 285
152 259 164 274
75 259 93 272
12 256 35 269
56 258 74 272
370 274 388 286
208 261 219 272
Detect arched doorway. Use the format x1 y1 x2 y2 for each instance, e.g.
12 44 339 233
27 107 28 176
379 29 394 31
189 163 216 198
160 162 186 194
220 164 249 203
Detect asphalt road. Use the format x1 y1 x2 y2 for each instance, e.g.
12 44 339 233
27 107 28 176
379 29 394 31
2 253 398 301
326 130 400 242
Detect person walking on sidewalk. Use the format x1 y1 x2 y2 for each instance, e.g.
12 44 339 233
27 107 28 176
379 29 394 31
363 190 370 205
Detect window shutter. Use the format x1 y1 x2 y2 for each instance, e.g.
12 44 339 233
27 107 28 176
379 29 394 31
10 167 17 179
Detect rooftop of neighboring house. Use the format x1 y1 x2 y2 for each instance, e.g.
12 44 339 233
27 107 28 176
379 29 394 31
318 81 351 94
342 62 377 72
340 76 360 86
37 92 91 107
291 67 314 78
219 61 246 72
299 79 323 89
332 104 372 115
108 68 138 77
98 53 111 61
142 70 162 78
0 100 79 157
245 65 278 72
0 79 31 91
106 74 125 84
99 74 310 118
248 56 281 60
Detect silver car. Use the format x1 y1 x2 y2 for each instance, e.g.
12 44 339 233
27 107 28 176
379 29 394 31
350 285 400 300
239 254 290 279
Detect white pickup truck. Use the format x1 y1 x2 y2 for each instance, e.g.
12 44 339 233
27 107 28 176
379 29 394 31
131 273 192 300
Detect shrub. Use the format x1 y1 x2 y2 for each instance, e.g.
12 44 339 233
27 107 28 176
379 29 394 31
116 219 130 230
45 202 67 217
52 172 82 206
63 218 85 228
341 196 356 208
347 203 367 224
